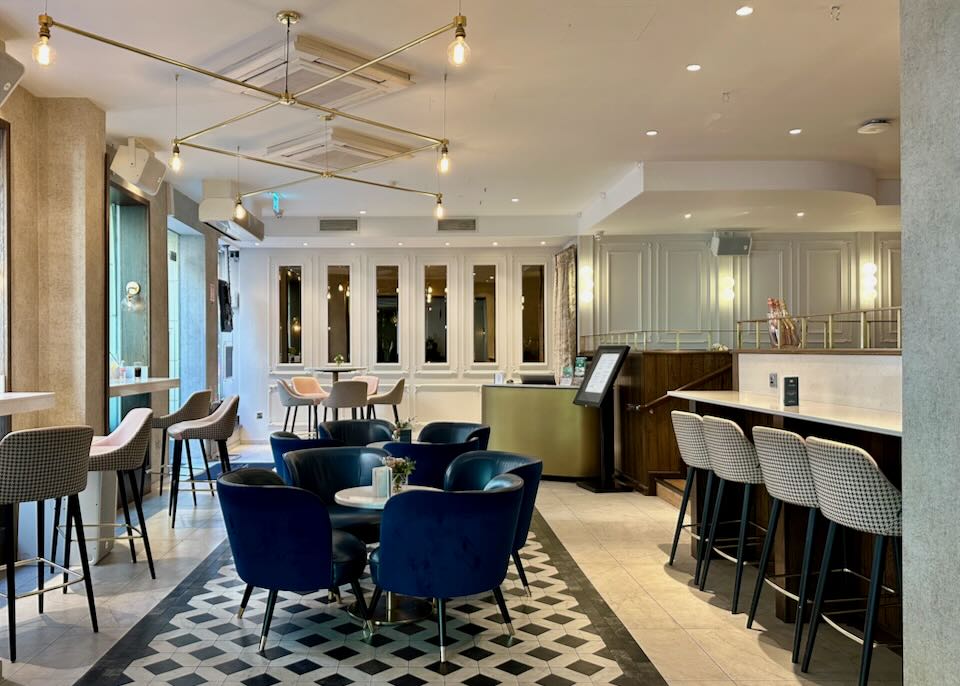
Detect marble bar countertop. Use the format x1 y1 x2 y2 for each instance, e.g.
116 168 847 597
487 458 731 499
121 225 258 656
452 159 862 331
668 389 902 437
0 392 55 416
109 377 180 398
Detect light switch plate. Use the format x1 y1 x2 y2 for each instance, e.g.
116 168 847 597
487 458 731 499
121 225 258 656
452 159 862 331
769 372 778 389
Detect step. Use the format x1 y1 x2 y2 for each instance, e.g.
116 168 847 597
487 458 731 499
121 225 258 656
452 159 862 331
654 478 686 509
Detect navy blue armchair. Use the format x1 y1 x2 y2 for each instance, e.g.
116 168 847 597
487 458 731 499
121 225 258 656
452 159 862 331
382 439 478 488
283 446 387 543
419 421 491 450
269 431 343 483
320 419 394 446
217 468 369 652
368 473 523 662
445 451 545 596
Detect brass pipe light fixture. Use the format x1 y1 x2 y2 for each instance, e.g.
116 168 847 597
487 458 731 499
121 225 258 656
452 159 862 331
169 73 182 172
33 12 54 66
447 15 470 67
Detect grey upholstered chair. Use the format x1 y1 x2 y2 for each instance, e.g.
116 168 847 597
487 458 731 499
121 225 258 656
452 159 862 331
0 426 97 662
152 389 211 497
668 411 715 584
276 379 316 434
322 381 369 421
367 378 405 422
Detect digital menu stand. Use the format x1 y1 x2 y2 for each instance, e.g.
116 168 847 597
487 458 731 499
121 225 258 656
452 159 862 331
573 345 631 493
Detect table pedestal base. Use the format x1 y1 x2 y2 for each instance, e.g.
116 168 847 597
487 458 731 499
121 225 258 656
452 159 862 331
348 592 433 626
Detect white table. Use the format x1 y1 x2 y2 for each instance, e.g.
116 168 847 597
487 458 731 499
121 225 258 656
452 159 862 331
307 366 367 384
109 377 180 398
334 485 437 509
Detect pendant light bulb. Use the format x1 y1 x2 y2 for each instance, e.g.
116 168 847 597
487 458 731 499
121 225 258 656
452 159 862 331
438 144 450 174
32 13 55 68
169 143 182 173
234 197 247 221
435 197 445 219
447 17 470 67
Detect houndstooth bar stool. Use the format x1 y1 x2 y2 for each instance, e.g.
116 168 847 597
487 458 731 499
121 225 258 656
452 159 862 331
699 415 765 613
668 411 717 585
168 395 240 528
0 426 98 662
747 426 820 663
801 437 902 686
152 389 212 498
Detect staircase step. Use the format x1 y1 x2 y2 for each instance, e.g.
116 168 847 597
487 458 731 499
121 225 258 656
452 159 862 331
654 478 686 509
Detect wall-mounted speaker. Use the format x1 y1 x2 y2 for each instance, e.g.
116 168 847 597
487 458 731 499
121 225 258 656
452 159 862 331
0 47 25 109
710 231 752 257
109 138 167 196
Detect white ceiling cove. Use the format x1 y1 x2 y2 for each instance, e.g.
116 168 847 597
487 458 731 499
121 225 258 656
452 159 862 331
0 0 900 238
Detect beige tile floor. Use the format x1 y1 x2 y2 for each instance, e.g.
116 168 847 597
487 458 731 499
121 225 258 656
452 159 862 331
0 446 904 685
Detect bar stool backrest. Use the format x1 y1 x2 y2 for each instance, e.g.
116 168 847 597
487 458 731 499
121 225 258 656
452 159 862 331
806 437 902 537
702 415 763 484
324 381 368 409
276 380 311 407
0 426 94 505
90 408 153 472
154 389 212 429
371 378 404 404
291 376 325 396
670 411 711 470
351 375 380 395
752 426 818 508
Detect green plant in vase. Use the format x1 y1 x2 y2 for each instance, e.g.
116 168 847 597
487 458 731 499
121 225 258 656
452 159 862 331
393 418 415 443
333 353 345 366
382 456 416 495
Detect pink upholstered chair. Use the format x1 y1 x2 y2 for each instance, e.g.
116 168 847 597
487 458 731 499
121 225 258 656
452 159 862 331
291 376 328 431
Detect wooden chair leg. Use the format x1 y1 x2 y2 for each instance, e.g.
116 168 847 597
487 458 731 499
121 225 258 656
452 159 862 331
129 470 156 579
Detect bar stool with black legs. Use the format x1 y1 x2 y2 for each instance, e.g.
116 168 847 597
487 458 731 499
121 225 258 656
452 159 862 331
801 437 902 686
276 380 315 434
668 411 717 585
152 389 211 498
699 415 765 614
0 426 98 662
746 426 820 664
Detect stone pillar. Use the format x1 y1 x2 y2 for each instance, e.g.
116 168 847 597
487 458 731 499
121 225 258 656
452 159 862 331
901 0 960 681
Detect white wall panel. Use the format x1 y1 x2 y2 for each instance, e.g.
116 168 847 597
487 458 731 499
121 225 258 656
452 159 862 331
606 251 642 332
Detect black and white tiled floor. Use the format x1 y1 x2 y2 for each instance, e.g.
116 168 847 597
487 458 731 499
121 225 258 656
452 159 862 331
75 514 665 685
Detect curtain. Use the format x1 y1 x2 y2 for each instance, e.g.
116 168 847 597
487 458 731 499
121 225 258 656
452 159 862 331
552 245 578 373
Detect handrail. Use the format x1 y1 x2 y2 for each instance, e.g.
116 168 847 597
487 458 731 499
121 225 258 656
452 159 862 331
580 329 738 352
735 306 901 351
626 363 733 414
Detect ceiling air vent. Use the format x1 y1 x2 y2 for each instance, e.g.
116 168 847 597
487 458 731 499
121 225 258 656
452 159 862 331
266 127 414 172
217 34 413 110
318 218 359 232
438 218 477 232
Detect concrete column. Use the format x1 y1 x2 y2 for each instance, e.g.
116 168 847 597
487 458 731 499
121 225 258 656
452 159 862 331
901 1 960 681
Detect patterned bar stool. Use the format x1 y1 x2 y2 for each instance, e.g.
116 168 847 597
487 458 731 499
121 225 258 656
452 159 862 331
668 411 716 585
52 409 157 580
168 395 240 528
152 389 212 497
747 426 819 663
699 415 765 613
0 426 98 662
276 380 315 434
802 437 902 686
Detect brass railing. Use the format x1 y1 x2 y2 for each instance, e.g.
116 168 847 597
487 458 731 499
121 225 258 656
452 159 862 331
580 329 738 352
735 306 902 351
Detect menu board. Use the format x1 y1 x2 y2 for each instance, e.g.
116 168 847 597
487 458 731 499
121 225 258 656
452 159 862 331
573 345 630 407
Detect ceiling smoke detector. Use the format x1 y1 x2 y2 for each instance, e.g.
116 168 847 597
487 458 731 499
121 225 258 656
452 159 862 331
857 118 892 135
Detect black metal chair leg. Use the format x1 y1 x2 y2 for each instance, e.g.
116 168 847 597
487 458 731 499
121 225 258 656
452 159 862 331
283 407 290 432
699 478 726 591
694 471 715 586
802 520 837 673
199 440 213 487
437 597 448 663
170 439 183 527
4 503 17 662
62 496 74 593
128 471 156 580
158 427 168 497
747 497 782 628
791 507 818 664
669 467 696 566
731 483 753 614
116 471 137 564
858 535 887 686
367 586 383 621
36 500 45 614
259 589 279 653
238 583 255 618
291 406 298 433
184 440 199 506
70 494 98 633
217 440 231 474
492 586 516 636
50 495 62 573
324 407 328 422
892 536 902 596
349 580 369 626
512 550 531 596
392 405 399 423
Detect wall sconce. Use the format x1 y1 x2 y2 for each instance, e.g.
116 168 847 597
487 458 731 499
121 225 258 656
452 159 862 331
720 276 736 302
122 281 146 312
861 263 878 300
579 265 595 304
291 317 301 334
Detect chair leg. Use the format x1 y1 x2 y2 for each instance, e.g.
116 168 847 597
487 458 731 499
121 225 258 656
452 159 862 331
731 482 753 614
747 497 782 628
892 536 902 596
512 550 531 596
791 507 818 663
116 471 137 564
492 585 515 636
70 494 98 633
199 440 213 488
352 408 357 420
859 535 887 686
4 503 17 662
802 520 838 673
169 439 183 528
324 407 328 422
217 440 231 474
669 467 696 566
699 478 726 591
349 580 369 630
368 586 383 621
437 597 448 663
238 583 254 618
694 471 715 586
50 495 62 573
392 405 400 423
259 589 279 653
128 471 156 580
184 440 198 506
283 407 290 432
368 405 376 419
291 406 298 433
158 428 168 497
36 500 44 614
62 496 74 593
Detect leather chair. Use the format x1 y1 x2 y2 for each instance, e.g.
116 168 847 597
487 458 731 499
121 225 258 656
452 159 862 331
419 421 491 450
367 473 524 662
218 468 369 653
269 431 343 484
444 450 544 596
283 447 387 543
383 439 479 489
367 378 404 422
320 419 394 446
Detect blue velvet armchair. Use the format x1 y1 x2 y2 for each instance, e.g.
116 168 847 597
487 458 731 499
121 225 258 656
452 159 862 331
381 439 478 488
367 473 523 662
268 431 343 483
320 419 394 446
217 468 369 652
444 451 544 595
419 421 491 450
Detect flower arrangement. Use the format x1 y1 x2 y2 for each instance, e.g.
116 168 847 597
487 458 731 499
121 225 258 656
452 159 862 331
382 456 416 494
333 353 346 366
393 417 415 441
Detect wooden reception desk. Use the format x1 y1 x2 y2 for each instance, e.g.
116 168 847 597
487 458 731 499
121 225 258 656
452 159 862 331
481 384 599 479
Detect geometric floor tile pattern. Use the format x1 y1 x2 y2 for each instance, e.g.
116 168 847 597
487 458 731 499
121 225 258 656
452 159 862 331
75 514 665 685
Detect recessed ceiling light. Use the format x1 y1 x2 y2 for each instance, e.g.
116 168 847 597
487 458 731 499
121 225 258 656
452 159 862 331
796 211 805 217
255 242 260 246
492 241 499 246
444 241 450 246
302 242 308 246
511 197 520 203
788 128 803 135
540 240 546 245
398 241 404 246
683 213 693 219
686 64 702 72
736 6 754 16
349 242 355 247
359 210 367 215
645 130 659 137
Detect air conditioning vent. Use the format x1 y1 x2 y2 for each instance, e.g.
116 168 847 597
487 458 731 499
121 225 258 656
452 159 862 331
318 218 359 232
437 218 477 232
266 127 414 172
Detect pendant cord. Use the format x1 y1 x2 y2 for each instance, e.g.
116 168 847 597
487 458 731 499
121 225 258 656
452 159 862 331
442 72 447 139
283 19 291 95
236 145 241 194
174 73 180 139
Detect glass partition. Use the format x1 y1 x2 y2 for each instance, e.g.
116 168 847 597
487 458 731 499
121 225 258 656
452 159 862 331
521 265 545 363
376 266 399 363
278 266 302 364
328 265 351 363
424 265 448 363
473 265 497 362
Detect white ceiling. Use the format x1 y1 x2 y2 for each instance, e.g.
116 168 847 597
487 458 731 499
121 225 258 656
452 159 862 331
0 0 901 232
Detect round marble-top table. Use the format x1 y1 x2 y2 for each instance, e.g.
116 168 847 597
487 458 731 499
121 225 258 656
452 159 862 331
334 484 436 509
307 365 367 384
